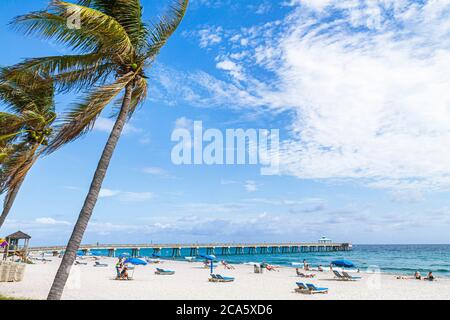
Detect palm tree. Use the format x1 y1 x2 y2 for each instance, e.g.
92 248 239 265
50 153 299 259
12 0 189 300
0 68 56 230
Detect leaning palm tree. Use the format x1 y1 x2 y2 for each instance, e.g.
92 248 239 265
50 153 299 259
12 0 189 299
0 68 56 230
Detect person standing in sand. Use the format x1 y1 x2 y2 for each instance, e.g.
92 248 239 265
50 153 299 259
115 258 123 279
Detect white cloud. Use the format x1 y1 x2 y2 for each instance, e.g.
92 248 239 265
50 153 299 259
99 188 153 202
174 117 194 131
143 167 172 178
158 0 450 192
197 26 223 48
35 217 70 225
216 59 245 81
99 188 121 198
244 180 258 192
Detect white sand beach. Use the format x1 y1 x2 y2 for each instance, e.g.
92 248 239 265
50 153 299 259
1 257 449 300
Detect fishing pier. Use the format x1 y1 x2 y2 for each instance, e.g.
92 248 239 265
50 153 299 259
29 242 352 257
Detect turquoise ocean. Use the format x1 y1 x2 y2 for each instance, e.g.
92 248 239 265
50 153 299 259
83 244 450 278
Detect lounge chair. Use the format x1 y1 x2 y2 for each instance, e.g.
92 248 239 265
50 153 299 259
342 271 361 281
294 282 310 293
155 268 175 275
74 261 87 265
94 261 108 267
333 270 348 280
306 283 328 294
209 274 234 282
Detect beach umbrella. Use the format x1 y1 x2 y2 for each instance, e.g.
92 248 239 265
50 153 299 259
332 260 355 268
200 254 216 274
124 258 148 266
0 238 8 248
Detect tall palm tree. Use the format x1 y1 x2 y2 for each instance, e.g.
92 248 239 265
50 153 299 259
0 68 56 230
12 0 189 300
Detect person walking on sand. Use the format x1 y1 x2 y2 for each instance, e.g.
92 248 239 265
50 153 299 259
115 258 123 279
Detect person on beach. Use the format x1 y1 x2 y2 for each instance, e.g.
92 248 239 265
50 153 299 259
318 265 324 272
414 271 421 280
120 264 130 280
424 271 435 281
221 260 234 269
296 268 315 278
266 264 280 272
115 258 123 279
303 260 310 270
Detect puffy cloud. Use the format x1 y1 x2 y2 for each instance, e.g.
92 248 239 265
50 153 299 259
34 217 70 225
99 188 153 202
155 0 450 192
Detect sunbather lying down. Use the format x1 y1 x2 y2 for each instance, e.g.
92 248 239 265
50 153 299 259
221 260 235 269
296 268 315 278
266 264 280 272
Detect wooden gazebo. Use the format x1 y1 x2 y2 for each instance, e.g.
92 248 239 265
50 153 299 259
2 231 31 262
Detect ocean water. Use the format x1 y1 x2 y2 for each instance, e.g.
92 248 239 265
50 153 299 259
84 244 450 277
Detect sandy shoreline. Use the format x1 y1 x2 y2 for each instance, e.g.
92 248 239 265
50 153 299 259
1 257 449 300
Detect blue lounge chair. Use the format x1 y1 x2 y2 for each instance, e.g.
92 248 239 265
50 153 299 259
295 282 310 293
306 283 328 294
342 271 361 281
209 274 234 282
333 270 348 280
155 268 175 275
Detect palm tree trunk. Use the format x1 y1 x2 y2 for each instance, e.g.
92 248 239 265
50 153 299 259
47 83 134 300
0 179 24 230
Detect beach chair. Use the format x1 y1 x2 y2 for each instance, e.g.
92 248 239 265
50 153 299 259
155 268 175 275
94 261 108 267
209 274 234 282
342 271 361 281
306 283 328 294
294 282 310 293
74 261 87 265
333 270 348 280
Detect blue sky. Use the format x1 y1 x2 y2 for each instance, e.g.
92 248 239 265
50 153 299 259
1 0 450 246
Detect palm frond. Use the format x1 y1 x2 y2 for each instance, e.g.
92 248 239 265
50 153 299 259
146 0 189 59
12 1 135 55
0 67 54 114
9 54 114 92
78 0 149 50
48 72 134 152
0 143 39 195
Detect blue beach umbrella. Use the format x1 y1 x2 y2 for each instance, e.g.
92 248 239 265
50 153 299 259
332 260 355 268
124 258 148 265
200 254 216 274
